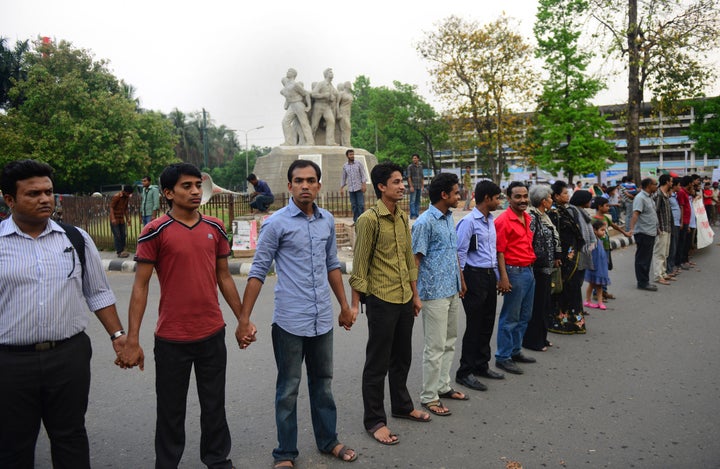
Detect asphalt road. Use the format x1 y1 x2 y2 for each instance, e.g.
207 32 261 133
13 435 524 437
35 231 720 468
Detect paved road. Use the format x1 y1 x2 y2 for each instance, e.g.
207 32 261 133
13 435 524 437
35 231 720 468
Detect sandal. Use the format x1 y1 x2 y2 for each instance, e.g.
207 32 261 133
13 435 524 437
273 461 294 468
438 388 469 400
583 301 600 309
367 423 399 446
598 304 607 310
328 444 358 463
391 409 431 422
421 401 452 416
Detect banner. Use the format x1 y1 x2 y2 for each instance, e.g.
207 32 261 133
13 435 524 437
692 196 714 249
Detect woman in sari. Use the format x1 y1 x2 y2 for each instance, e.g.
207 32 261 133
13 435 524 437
547 181 587 334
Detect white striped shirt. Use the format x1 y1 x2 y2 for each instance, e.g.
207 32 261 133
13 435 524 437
0 218 116 345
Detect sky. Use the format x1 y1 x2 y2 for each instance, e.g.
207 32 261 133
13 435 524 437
2 0 717 149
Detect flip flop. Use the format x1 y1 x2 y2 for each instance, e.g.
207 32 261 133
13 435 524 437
391 410 431 423
438 388 469 401
598 304 607 310
328 444 358 463
421 401 452 416
367 424 399 446
583 301 600 309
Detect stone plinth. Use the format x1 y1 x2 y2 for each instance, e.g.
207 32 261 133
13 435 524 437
252 146 377 197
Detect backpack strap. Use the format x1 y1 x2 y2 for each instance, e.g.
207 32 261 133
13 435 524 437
58 222 86 279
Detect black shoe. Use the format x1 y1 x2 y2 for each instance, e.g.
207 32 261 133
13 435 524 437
512 353 536 364
496 359 523 375
476 368 505 380
637 284 658 291
455 374 488 391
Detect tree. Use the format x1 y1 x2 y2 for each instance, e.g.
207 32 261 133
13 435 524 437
590 0 720 180
417 15 538 184
0 37 30 109
532 0 617 182
0 39 177 192
688 97 720 157
350 76 447 169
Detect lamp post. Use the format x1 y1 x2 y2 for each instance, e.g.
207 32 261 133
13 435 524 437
240 126 264 182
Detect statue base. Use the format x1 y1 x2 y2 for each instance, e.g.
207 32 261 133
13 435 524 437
252 145 378 197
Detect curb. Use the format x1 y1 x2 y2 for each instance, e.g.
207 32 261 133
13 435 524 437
610 235 635 250
102 258 353 277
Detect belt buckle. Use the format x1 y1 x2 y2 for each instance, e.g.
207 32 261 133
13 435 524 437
35 341 53 352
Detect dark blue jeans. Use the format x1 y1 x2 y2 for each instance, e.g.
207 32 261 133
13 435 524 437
634 232 655 287
110 222 126 254
154 329 232 469
271 325 338 463
250 195 274 212
496 266 535 361
409 189 422 218
348 190 364 222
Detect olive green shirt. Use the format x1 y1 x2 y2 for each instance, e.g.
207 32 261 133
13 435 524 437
350 200 418 304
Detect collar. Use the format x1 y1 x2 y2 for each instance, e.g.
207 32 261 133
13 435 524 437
288 198 320 218
471 207 492 222
0 217 59 238
426 204 451 220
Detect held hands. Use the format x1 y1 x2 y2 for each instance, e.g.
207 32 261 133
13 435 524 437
338 304 357 331
115 338 145 371
497 278 512 296
235 321 258 350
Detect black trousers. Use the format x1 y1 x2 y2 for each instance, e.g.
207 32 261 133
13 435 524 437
675 224 690 265
0 332 91 469
456 267 497 379
634 233 656 287
154 329 232 469
362 295 415 431
523 270 551 351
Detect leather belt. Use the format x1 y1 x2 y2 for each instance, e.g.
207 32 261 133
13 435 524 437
0 333 79 353
464 265 494 273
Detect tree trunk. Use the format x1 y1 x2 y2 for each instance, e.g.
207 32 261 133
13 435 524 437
626 0 642 182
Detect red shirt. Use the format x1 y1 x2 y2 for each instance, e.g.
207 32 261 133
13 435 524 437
703 189 713 205
135 214 231 342
494 209 536 267
676 188 691 225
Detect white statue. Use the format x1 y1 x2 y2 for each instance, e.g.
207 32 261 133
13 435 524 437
336 81 353 147
280 68 314 146
310 68 338 146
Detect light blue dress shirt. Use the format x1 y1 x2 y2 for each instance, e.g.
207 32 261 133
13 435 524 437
456 207 498 274
412 205 461 301
248 200 340 337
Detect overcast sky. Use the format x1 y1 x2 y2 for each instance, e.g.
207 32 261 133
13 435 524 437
3 0 717 148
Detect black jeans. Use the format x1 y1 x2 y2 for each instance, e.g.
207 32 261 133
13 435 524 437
0 332 91 469
634 233 656 287
457 266 497 378
362 295 415 431
675 224 690 265
110 222 127 254
154 329 232 469
523 270 551 351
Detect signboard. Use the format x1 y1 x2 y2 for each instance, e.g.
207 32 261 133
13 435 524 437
232 218 258 251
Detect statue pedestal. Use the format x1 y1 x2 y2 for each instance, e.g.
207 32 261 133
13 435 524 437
252 146 377 197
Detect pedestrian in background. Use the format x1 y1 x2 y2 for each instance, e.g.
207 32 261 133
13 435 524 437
109 184 133 257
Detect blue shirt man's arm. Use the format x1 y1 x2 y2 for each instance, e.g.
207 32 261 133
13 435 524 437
455 217 472 270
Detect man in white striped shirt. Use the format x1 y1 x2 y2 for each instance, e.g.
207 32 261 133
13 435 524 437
0 159 128 469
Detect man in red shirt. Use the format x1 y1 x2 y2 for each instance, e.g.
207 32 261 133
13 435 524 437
494 182 537 375
121 163 255 469
674 176 693 270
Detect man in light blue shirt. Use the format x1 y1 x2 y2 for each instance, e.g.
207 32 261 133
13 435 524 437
412 173 466 416
240 159 357 467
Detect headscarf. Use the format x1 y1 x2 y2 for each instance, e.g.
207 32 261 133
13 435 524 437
568 191 596 270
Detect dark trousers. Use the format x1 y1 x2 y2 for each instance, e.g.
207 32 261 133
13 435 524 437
523 270 551 351
456 267 497 379
154 329 232 469
675 224 690 265
667 225 679 273
0 332 91 469
362 295 415 431
110 222 127 254
634 232 656 287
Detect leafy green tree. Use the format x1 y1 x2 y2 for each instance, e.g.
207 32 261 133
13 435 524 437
688 97 720 157
0 37 30 109
0 39 177 193
532 0 616 182
350 76 447 169
417 15 538 184
590 0 720 180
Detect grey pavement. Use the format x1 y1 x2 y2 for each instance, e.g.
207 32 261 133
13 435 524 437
33 227 720 468
99 208 634 276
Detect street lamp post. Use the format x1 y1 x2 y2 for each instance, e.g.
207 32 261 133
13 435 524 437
240 126 264 183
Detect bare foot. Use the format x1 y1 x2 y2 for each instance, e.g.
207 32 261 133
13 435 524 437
372 426 398 445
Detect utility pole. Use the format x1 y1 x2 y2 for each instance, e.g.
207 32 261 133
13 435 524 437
202 108 209 169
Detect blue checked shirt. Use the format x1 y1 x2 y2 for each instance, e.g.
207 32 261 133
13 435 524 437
412 205 462 300
0 218 116 345
248 200 341 337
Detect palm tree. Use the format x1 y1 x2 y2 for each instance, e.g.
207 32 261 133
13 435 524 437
0 37 30 109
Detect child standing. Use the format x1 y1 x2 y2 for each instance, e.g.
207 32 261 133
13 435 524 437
592 197 628 301
584 219 611 310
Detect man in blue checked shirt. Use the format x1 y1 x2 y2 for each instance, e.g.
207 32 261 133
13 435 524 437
412 173 467 417
239 159 358 468
0 159 128 469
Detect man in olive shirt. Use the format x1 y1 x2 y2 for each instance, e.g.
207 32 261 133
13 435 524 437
350 162 429 447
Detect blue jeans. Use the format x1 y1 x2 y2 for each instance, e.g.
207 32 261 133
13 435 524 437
496 266 535 361
250 195 274 212
409 188 421 218
142 215 152 226
271 325 338 463
348 190 364 222
110 222 126 254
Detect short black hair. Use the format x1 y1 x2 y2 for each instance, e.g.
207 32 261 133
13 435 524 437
159 163 202 208
287 159 321 182
1 159 55 198
658 174 671 186
506 181 527 197
345 149 354 156
122 184 134 194
247 173 257 182
473 180 501 204
592 196 609 209
640 178 655 189
592 218 607 231
428 172 458 204
370 162 403 199
551 180 568 198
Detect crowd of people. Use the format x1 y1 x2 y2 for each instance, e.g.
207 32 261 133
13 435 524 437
1 156 717 469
